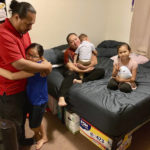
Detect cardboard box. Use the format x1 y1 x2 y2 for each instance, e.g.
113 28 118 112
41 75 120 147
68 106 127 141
65 110 80 123
65 110 80 134
80 118 132 150
116 133 132 150
80 118 113 150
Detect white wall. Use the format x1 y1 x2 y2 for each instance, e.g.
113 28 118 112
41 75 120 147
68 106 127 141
6 0 132 48
31 0 109 49
6 0 108 48
105 0 133 43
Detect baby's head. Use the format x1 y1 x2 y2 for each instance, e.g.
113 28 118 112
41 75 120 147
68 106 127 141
117 43 131 59
79 34 88 42
26 43 44 62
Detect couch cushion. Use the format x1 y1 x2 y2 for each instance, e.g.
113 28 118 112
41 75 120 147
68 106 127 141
96 47 117 58
53 44 68 50
43 48 60 64
44 44 68 64
96 40 124 58
97 40 124 48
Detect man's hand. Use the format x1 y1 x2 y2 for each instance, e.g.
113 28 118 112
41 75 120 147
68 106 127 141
40 61 52 77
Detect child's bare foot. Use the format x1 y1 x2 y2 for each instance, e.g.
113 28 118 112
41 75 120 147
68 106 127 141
58 97 67 107
73 79 82 84
36 138 48 150
34 132 42 142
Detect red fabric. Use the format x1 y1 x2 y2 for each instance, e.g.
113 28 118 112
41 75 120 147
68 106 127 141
64 48 75 64
0 18 31 95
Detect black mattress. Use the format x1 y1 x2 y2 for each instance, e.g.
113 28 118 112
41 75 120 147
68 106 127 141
47 57 150 138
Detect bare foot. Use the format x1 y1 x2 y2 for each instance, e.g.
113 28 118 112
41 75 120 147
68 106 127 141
36 138 48 150
58 97 67 107
34 132 42 142
73 79 82 84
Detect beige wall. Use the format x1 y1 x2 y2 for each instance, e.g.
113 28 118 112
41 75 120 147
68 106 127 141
6 0 132 49
30 0 108 49
105 0 133 43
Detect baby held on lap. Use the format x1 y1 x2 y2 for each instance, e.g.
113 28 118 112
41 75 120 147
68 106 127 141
73 34 97 79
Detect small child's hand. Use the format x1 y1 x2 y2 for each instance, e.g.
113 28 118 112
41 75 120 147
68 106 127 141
115 76 125 82
114 64 119 71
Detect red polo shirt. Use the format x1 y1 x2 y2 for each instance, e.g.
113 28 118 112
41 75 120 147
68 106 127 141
0 18 31 95
64 48 75 64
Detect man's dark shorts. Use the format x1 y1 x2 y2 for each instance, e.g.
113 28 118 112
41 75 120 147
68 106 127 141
0 91 27 141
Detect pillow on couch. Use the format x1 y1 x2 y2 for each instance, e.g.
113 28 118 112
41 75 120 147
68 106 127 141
53 44 68 50
97 40 124 48
96 40 124 58
44 48 64 64
96 47 117 58
44 44 68 64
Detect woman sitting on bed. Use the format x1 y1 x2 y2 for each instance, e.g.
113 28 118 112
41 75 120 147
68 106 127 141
107 43 138 93
58 33 105 106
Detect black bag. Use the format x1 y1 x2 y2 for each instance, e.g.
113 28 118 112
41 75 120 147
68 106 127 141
0 119 18 150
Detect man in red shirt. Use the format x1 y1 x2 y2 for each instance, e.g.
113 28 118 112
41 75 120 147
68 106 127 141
0 0 52 146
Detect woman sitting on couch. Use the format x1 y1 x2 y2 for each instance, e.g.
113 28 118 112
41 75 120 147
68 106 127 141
58 33 105 106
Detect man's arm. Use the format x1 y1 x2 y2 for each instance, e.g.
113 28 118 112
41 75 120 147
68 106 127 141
0 68 34 80
11 58 52 75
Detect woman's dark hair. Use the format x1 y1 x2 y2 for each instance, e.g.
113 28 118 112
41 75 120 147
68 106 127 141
117 43 131 53
66 33 77 43
26 43 44 57
9 0 36 19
